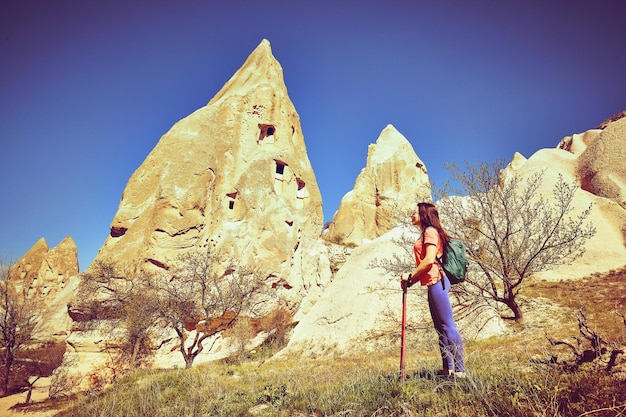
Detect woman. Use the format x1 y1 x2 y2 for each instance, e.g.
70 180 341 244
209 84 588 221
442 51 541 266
401 202 466 378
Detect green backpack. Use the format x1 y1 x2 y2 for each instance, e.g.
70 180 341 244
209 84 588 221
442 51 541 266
437 239 468 285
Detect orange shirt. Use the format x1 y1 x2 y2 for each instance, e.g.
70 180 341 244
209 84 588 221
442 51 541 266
413 226 444 286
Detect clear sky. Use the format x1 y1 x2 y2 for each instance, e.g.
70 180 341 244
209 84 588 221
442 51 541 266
1 0 625 271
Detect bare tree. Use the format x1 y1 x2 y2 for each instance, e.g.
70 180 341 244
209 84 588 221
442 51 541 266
157 249 268 368
0 262 40 396
79 260 161 369
437 160 596 323
543 308 625 372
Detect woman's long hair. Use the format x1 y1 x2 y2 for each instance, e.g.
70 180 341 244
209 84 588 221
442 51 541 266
417 202 451 249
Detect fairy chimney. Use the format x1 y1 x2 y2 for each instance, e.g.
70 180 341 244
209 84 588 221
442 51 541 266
11 236 79 297
323 125 431 246
87 39 327 301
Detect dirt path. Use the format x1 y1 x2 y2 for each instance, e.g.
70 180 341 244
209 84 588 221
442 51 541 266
0 378 60 417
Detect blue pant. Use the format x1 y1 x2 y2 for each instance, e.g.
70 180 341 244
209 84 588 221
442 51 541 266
427 275 465 372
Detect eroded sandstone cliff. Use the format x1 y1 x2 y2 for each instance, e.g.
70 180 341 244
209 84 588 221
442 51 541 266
82 39 327 305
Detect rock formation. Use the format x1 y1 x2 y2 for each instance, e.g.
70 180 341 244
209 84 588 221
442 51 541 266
505 113 626 279
323 125 431 246
576 116 626 209
10 238 47 286
56 39 332 390
11 236 78 299
83 38 327 301
9 236 80 338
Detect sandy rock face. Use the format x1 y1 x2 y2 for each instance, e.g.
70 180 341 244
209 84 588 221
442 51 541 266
11 236 78 298
54 40 331 389
89 39 326 297
10 238 47 284
576 116 626 209
557 111 626 209
10 237 80 339
505 115 626 278
557 129 602 156
323 125 431 246
278 225 505 359
55 40 331 393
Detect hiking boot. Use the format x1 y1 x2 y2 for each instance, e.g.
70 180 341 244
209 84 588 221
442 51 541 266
435 369 453 378
435 369 466 379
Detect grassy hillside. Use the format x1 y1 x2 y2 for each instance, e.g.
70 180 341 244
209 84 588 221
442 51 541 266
12 268 626 416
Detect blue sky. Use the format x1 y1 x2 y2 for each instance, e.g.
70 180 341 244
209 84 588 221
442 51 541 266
1 0 625 271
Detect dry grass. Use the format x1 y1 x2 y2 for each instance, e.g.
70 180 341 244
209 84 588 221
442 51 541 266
525 266 626 336
46 348 625 417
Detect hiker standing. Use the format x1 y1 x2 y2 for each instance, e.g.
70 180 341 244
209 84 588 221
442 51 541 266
401 202 466 378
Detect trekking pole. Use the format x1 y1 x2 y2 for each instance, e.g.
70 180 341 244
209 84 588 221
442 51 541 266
400 277 408 386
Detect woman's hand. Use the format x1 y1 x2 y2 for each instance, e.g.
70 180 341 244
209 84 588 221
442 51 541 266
401 273 412 289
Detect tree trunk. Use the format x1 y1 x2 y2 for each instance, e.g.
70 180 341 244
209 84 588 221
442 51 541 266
130 336 144 368
25 386 33 404
180 340 196 369
184 356 194 369
0 356 12 397
505 297 524 323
